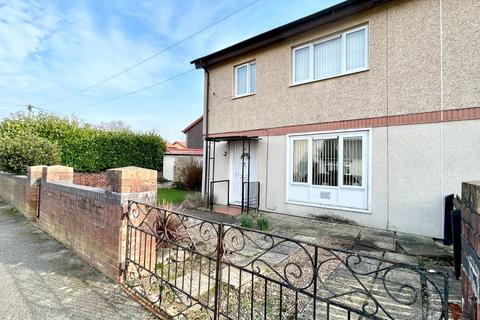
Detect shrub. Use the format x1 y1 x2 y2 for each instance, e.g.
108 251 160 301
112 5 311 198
0 132 61 175
0 112 166 172
182 192 204 209
177 158 202 191
155 202 188 248
238 214 254 229
256 215 269 231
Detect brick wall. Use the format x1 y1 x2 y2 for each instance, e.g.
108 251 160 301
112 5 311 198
0 165 157 282
461 181 480 319
74 172 107 188
0 166 44 219
36 166 157 280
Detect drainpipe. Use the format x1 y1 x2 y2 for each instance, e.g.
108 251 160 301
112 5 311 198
202 65 210 198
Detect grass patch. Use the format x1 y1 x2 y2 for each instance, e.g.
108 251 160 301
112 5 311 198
157 188 189 204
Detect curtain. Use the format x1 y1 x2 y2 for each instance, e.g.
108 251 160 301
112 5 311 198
236 65 248 95
293 140 308 183
249 62 256 93
294 47 310 82
314 36 342 79
346 29 366 71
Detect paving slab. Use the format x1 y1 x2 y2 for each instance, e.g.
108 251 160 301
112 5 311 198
357 229 396 251
397 239 451 258
384 252 419 265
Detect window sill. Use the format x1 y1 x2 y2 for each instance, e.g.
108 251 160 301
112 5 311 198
232 93 255 100
290 68 369 87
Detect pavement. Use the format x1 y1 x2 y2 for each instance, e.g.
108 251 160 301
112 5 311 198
0 200 155 320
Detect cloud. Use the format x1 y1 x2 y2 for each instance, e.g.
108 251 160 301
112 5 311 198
0 0 341 141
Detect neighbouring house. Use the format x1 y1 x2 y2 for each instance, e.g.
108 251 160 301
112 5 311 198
191 0 480 238
163 117 203 181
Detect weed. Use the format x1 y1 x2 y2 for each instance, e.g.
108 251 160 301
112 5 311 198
238 214 254 229
256 215 269 231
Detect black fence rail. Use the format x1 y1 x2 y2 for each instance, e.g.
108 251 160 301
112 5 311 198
124 201 449 320
242 181 260 213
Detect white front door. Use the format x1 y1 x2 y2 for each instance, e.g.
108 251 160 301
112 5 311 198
230 141 256 205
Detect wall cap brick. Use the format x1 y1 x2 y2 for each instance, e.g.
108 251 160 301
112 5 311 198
27 165 47 185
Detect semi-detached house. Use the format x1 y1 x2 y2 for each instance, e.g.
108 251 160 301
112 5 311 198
191 0 480 238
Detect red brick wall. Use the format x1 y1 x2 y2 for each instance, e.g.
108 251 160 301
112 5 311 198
0 167 43 219
461 181 480 319
0 165 157 282
74 172 107 188
38 182 125 280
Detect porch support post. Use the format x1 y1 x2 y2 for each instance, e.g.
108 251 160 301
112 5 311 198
241 137 245 213
210 141 216 210
247 139 251 214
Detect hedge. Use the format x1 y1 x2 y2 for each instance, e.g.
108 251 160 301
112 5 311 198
0 112 166 172
0 132 61 175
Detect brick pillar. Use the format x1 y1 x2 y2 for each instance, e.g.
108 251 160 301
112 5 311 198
23 165 46 219
42 165 74 184
106 167 158 274
461 181 480 319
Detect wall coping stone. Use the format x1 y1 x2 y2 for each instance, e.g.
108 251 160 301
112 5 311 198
43 181 122 204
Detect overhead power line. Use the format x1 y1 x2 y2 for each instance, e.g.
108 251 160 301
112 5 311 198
49 68 195 111
42 0 260 106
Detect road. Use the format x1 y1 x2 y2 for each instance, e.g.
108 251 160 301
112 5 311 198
0 199 155 320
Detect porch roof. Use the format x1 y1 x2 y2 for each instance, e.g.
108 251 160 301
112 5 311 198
205 136 260 142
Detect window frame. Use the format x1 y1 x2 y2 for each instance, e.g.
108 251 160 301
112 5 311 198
286 128 372 212
234 61 256 98
291 24 369 85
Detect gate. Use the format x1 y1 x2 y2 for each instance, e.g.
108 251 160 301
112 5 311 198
124 201 449 319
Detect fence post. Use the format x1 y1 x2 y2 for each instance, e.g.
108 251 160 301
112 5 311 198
213 224 224 320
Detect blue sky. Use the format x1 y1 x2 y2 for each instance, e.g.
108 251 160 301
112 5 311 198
0 0 341 142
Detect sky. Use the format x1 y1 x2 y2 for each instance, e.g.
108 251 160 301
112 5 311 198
0 0 341 142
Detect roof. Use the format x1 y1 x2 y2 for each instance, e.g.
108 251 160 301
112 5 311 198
165 148 203 156
182 116 203 133
205 136 260 142
191 0 390 68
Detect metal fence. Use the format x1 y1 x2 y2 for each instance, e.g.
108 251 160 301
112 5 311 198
124 201 449 319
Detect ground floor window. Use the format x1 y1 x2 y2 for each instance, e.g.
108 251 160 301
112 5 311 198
287 130 370 210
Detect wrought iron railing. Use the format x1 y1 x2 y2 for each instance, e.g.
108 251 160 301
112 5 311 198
242 181 260 213
124 201 449 319
209 180 230 210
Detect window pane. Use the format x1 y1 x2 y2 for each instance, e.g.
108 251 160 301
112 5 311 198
312 138 338 186
292 140 308 183
249 62 256 93
314 37 341 79
346 29 366 71
236 65 248 95
294 47 310 82
343 137 363 186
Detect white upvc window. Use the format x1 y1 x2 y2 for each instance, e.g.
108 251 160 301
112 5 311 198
235 61 256 97
287 130 370 211
292 25 368 85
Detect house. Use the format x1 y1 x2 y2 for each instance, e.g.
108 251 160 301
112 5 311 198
162 117 203 181
166 141 187 150
182 116 203 149
191 0 480 238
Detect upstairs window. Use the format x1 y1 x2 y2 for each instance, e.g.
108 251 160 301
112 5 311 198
235 61 256 97
292 25 368 84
